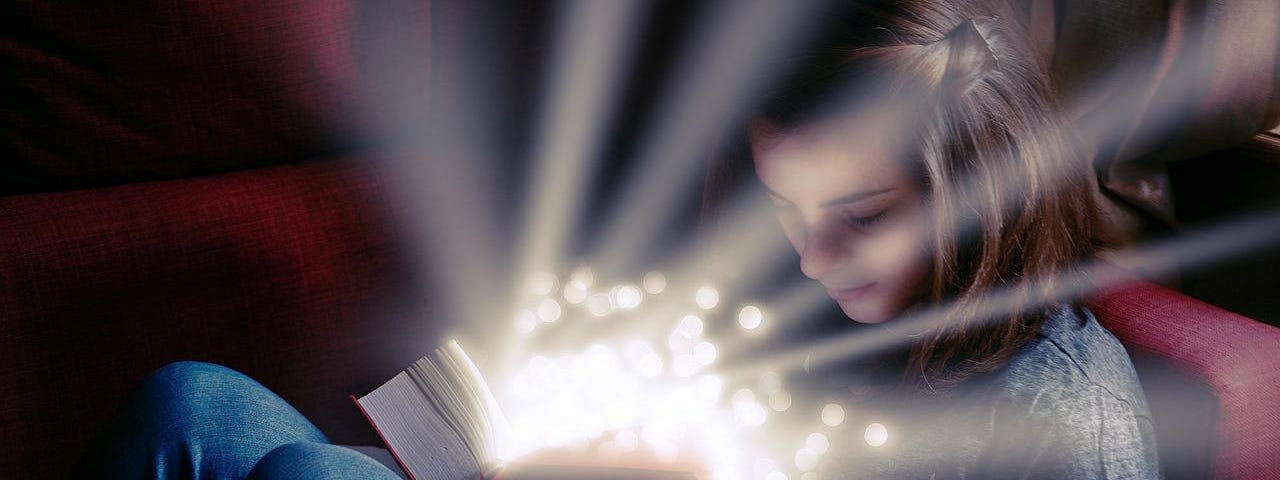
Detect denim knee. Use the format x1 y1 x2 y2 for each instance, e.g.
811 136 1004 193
76 361 330 480
247 442 402 480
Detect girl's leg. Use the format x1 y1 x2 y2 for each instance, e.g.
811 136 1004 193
247 442 402 480
77 361 331 480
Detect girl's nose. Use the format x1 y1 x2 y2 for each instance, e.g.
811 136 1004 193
799 220 848 281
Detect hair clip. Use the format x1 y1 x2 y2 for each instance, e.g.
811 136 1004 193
937 17 1001 95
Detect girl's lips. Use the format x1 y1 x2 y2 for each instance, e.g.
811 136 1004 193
828 283 877 302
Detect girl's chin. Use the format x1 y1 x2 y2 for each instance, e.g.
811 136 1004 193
837 299 894 324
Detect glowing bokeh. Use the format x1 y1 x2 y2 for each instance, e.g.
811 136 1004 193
820 403 845 427
695 285 721 310
613 284 643 309
586 292 612 317
563 280 589 304
767 388 792 412
864 422 888 447
805 433 829 455
643 271 668 294
537 298 562 323
737 304 764 330
693 341 718 365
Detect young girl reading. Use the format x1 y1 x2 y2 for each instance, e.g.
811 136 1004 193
78 0 1160 478
723 0 1161 477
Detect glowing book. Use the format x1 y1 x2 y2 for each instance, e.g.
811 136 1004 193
353 341 700 480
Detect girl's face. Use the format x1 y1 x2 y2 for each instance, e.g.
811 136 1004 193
750 117 931 324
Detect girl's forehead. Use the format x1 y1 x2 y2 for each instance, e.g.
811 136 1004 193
751 118 913 204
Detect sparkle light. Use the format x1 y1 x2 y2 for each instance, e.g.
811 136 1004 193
805 432 829 455
696 375 723 404
820 403 845 427
587 292 612 317
638 352 664 377
765 472 789 480
562 280 589 304
537 298 562 322
693 341 718 365
738 304 763 330
864 422 888 447
767 388 792 412
613 284 643 309
673 353 698 377
676 314 704 337
643 271 667 294
794 448 818 472
695 285 720 310
570 266 595 288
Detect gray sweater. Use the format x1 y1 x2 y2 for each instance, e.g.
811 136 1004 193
819 305 1162 479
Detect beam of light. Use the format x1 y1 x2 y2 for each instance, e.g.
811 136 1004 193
721 206 1280 383
589 0 831 277
512 0 643 299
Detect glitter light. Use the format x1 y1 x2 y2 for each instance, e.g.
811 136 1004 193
676 314 705 337
638 352 664 377
805 432 829 455
563 280 589 304
767 388 792 412
673 353 698 377
737 304 764 330
794 448 818 472
693 341 718 365
643 271 667 294
587 292 612 317
820 403 845 427
613 284 643 309
695 285 720 310
570 266 595 288
864 422 888 447
537 298 562 322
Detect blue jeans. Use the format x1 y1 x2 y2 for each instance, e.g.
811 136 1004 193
77 361 402 480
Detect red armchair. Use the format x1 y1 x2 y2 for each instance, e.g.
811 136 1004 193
1090 277 1280 479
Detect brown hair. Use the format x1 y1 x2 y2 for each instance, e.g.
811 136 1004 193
705 0 1103 393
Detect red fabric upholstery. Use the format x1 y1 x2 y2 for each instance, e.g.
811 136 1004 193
0 1 384 194
1088 276 1280 480
0 159 441 479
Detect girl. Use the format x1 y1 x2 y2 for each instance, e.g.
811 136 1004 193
717 0 1162 477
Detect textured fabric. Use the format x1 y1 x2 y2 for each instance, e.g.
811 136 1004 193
249 443 403 480
1016 0 1280 237
0 159 441 480
1088 277 1280 480
0 1 435 195
78 361 400 480
819 305 1160 479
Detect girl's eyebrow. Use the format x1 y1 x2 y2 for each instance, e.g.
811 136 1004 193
820 188 895 207
763 184 896 207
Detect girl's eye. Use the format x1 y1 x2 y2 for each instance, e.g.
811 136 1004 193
842 210 888 229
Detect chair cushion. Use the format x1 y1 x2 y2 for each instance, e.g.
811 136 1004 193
0 158 442 479
1089 276 1280 479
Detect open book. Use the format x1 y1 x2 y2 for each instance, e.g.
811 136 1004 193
353 341 701 480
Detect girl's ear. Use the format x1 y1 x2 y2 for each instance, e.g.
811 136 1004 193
937 18 1001 96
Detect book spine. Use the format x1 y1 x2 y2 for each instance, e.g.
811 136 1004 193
350 394 419 480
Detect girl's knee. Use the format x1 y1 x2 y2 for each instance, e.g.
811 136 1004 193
248 443 401 480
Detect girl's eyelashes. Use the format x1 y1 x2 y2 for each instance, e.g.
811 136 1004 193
842 209 889 229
